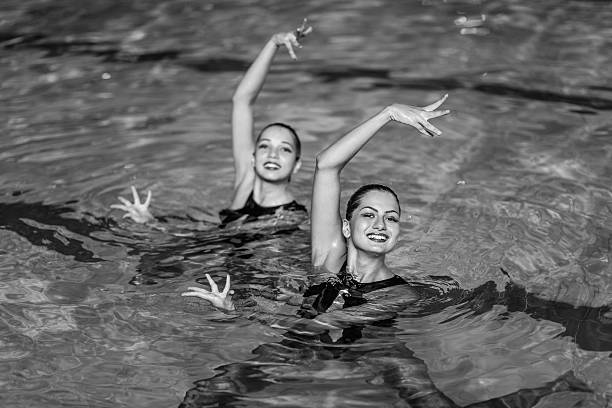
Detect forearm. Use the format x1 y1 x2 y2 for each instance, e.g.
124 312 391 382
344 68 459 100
315 107 392 172
232 37 279 103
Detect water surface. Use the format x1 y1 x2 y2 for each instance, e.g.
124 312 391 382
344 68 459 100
1 0 611 407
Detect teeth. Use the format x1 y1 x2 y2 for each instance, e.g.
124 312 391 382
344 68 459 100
264 162 280 170
367 233 388 242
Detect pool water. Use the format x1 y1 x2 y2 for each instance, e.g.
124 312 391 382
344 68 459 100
1 0 611 407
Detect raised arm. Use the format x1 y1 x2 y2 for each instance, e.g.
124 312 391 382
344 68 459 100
311 96 450 272
229 22 312 209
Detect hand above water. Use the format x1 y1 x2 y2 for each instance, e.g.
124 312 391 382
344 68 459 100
182 274 236 312
272 18 313 60
110 185 154 224
387 94 450 137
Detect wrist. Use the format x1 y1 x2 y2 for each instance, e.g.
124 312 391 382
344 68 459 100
379 106 395 123
270 35 281 47
382 105 394 121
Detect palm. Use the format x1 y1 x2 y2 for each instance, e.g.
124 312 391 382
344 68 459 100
181 274 235 312
388 94 450 137
272 18 313 60
110 186 153 223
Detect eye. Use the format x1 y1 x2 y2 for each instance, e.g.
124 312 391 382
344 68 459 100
281 146 293 153
386 215 399 223
257 143 269 150
361 212 375 218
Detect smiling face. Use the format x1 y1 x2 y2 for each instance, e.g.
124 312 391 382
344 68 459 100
253 125 301 183
343 190 401 255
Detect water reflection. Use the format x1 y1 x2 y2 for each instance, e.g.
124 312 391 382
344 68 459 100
178 274 608 407
0 199 109 262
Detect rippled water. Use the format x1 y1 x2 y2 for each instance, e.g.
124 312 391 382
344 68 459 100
1 0 611 407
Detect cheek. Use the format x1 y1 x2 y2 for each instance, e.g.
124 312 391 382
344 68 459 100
353 219 370 232
389 224 400 240
281 152 296 163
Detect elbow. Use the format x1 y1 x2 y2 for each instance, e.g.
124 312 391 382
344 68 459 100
315 152 335 171
232 89 254 106
231 91 247 105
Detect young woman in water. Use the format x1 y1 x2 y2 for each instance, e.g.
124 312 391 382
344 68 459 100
111 20 312 226
304 97 450 311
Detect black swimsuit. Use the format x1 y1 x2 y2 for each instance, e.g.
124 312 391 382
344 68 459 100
300 265 407 316
218 192 307 225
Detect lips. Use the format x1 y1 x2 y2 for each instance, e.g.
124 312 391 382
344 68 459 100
366 232 389 242
263 161 281 170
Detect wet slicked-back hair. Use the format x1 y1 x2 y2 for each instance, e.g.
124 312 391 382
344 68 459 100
345 184 401 220
256 122 301 159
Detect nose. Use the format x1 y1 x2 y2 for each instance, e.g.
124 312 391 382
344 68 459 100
373 215 386 230
268 147 279 158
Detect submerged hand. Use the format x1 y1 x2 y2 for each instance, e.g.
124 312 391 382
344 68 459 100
110 185 154 224
272 18 313 60
181 274 236 312
387 94 450 137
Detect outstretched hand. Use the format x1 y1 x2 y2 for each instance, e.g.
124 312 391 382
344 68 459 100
388 94 450 137
272 18 313 60
181 274 236 312
110 186 154 224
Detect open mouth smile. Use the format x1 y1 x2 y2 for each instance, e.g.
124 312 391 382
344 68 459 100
367 233 389 243
263 162 281 170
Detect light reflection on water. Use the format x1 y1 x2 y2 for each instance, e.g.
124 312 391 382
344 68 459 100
1 0 611 407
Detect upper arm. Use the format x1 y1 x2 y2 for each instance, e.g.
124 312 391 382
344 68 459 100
310 160 346 273
230 94 256 206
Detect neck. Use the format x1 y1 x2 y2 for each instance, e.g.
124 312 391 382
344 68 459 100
345 243 392 283
252 178 293 207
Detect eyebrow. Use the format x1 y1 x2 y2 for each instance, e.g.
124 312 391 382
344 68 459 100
361 206 399 215
257 138 294 147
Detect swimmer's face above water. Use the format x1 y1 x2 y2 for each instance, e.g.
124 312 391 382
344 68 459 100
343 190 401 255
253 125 301 182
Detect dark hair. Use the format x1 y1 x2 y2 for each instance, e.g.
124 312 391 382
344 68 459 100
345 184 401 220
256 122 301 159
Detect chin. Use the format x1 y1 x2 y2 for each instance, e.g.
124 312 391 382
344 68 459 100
259 175 291 184
255 169 290 182
371 247 393 255
358 243 394 255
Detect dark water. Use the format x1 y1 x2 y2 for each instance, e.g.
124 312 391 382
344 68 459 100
1 0 611 407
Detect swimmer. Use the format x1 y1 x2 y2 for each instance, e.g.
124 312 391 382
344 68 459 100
181 96 450 312
302 96 450 314
111 20 313 226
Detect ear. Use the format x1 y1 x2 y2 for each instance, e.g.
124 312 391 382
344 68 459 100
251 154 255 167
342 219 351 239
292 158 302 174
